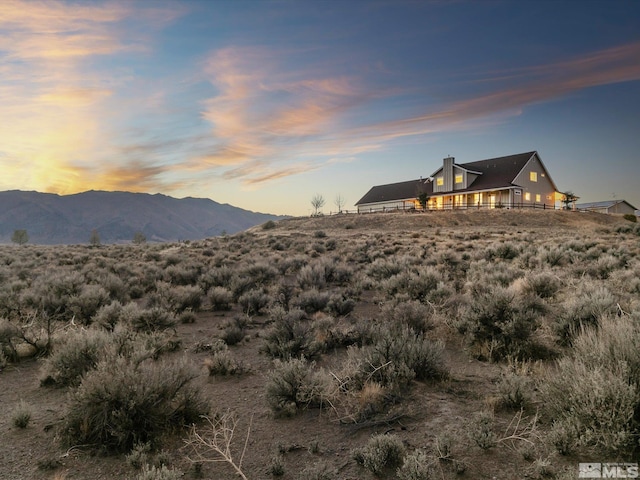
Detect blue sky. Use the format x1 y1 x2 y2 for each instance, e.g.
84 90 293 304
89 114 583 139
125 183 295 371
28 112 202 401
1 0 639 215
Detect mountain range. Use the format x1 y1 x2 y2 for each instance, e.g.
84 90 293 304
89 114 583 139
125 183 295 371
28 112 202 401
0 190 286 244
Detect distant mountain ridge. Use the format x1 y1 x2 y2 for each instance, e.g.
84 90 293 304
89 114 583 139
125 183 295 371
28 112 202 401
0 190 286 244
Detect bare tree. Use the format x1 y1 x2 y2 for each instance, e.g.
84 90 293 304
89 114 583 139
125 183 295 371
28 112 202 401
311 194 325 216
334 194 346 213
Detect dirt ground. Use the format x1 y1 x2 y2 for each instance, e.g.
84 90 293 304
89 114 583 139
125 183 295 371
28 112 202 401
0 209 632 480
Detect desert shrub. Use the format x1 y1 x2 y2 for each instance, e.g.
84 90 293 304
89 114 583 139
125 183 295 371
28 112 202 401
541 246 572 267
265 357 324 416
486 241 520 261
69 284 110 324
92 300 124 331
135 464 183 480
353 433 406 476
623 213 637 223
554 285 617 344
467 261 524 289
295 288 330 314
179 311 196 324
497 369 532 410
341 325 447 391
313 230 327 238
129 307 176 333
396 449 435 480
204 349 245 376
164 263 201 286
40 328 112 388
262 220 277 230
126 442 152 470
382 267 441 303
468 411 497 449
326 294 356 317
229 275 256 301
542 314 640 454
262 308 319 359
165 285 203 313
0 318 19 362
238 289 270 315
220 318 246 346
584 254 622 279
208 286 233 311
12 400 32 429
60 355 207 452
298 461 335 480
523 271 561 299
297 264 327 290
200 267 234 291
21 271 84 319
241 263 279 286
382 299 433 334
367 258 406 281
460 287 542 361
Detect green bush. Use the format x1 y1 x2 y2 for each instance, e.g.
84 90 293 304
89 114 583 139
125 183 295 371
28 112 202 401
353 433 406 476
60 355 208 452
623 213 637 223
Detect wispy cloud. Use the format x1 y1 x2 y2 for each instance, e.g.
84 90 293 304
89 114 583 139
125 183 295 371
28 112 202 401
0 0 185 195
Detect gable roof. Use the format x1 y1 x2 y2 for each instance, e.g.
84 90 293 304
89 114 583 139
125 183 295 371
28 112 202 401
355 179 430 206
430 151 537 193
576 200 638 210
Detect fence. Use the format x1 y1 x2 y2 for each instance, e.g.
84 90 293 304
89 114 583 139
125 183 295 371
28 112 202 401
319 202 562 216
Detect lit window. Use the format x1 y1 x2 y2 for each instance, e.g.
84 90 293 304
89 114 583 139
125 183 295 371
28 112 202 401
536 194 541 202
436 177 444 186
455 174 463 184
525 192 531 201
530 172 538 182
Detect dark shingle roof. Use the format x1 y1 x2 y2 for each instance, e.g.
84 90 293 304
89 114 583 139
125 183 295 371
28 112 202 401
355 179 431 206
440 151 536 193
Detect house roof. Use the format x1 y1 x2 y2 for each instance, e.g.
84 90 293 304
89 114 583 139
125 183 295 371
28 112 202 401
355 179 430 206
356 151 552 206
430 151 537 192
576 200 638 210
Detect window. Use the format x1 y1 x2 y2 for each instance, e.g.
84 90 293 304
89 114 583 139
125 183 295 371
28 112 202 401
525 192 531 201
536 194 541 202
530 172 538 182
455 174 463 184
436 177 444 186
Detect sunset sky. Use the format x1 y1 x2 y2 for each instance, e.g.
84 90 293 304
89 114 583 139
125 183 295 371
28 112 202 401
1 0 639 216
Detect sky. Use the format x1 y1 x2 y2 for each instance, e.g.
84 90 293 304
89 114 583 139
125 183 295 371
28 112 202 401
1 0 640 216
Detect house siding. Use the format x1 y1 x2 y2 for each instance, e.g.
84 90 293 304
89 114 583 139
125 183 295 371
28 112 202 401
512 154 555 207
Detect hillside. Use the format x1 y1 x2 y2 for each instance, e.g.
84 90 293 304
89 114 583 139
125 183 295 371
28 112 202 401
1 209 639 480
0 190 285 244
